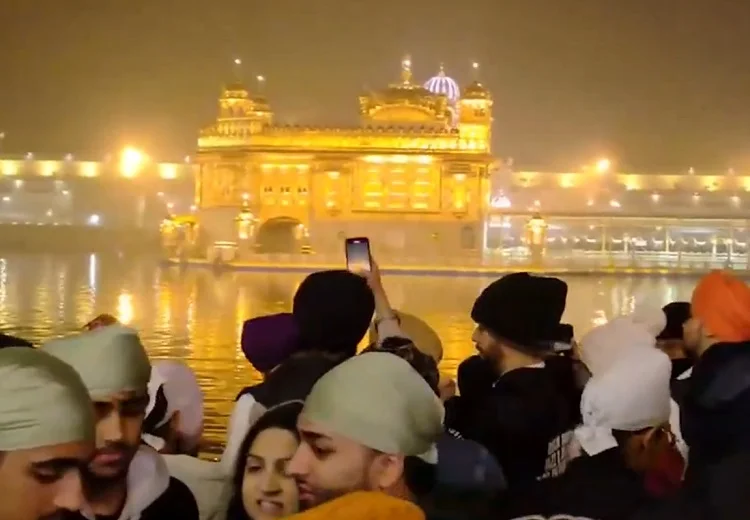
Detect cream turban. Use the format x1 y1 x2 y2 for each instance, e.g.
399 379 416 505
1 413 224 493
42 325 151 400
142 361 204 452
302 352 444 463
579 314 658 376
369 311 443 363
0 347 94 451
575 347 672 456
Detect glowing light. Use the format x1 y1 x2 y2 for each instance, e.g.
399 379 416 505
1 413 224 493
1 161 18 176
1 196 9 202
688 167 695 175
586 199 595 206
692 193 701 202
46 209 53 217
14 179 22 188
87 214 100 226
80 162 98 177
609 199 621 208
190 204 197 212
234 58 242 66
159 164 178 180
120 147 147 178
732 195 741 205
490 194 511 209
117 292 134 325
595 158 611 173
256 75 265 83
88 254 97 290
65 153 73 161
651 192 661 203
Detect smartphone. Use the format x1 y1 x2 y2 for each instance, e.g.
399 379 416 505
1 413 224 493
345 237 372 273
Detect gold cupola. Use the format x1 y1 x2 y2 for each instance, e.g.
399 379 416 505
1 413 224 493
358 55 452 126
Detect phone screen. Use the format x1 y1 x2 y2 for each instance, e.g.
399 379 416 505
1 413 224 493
345 238 371 272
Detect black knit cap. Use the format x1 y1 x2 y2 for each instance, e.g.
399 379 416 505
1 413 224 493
470 272 568 351
657 301 691 340
293 269 375 358
0 333 33 349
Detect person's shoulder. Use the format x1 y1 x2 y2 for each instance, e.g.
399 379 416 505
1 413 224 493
146 476 199 520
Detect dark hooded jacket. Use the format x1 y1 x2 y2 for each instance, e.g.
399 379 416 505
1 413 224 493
634 341 750 520
500 448 654 520
446 355 582 490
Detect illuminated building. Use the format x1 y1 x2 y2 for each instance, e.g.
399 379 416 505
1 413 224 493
195 56 494 256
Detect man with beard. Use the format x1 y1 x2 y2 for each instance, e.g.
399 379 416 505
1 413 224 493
445 272 580 489
287 351 444 511
43 325 198 520
0 347 95 520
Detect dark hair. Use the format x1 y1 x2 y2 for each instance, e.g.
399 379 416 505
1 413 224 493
226 401 303 520
362 336 440 396
404 455 437 497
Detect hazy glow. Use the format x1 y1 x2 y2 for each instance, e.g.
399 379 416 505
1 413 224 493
120 147 147 178
117 291 134 325
88 254 97 291
88 214 101 225
596 158 611 173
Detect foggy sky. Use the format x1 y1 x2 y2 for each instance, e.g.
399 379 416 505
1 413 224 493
2 0 750 171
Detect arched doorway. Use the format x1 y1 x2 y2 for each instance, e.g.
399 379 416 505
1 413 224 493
256 217 304 254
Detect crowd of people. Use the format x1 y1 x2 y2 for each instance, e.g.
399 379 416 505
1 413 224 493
2 260 750 520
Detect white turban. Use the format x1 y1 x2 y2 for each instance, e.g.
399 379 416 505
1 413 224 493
0 347 95 451
580 314 658 376
575 347 672 456
42 325 151 400
142 361 204 452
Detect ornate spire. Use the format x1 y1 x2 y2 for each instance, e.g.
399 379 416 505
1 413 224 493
401 55 413 85
438 63 446 77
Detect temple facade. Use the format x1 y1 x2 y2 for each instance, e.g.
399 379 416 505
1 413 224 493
195 57 495 256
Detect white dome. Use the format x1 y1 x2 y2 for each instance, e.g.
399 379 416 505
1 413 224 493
424 66 460 103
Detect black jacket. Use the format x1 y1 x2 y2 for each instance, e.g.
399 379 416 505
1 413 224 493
680 341 750 479
445 356 581 489
632 449 750 520
65 477 198 520
500 449 654 520
236 350 344 407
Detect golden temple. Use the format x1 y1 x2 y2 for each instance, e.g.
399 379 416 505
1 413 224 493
194 57 494 256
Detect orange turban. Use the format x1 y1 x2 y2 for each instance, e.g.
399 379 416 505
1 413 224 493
691 270 750 343
284 492 425 520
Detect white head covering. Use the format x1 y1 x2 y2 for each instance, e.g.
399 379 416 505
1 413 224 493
580 314 658 376
575 347 672 456
630 305 668 339
303 352 444 464
142 361 204 452
0 347 95 450
42 325 151 400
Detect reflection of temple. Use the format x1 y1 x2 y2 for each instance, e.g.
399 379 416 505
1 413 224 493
195 57 494 257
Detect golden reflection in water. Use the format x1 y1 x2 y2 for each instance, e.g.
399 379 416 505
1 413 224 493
117 292 134 325
0 254 709 453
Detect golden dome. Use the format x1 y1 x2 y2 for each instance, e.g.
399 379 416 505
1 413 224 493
462 80 491 100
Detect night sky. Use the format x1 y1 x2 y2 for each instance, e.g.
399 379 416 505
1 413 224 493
2 0 750 171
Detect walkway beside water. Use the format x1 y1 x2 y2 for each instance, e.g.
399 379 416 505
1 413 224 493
164 251 750 276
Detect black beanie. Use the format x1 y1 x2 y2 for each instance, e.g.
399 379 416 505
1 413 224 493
657 301 691 340
293 270 375 358
0 333 33 349
471 272 567 351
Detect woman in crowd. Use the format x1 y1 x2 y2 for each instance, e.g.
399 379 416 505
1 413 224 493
226 401 304 520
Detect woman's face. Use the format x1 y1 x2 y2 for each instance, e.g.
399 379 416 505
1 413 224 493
242 428 300 520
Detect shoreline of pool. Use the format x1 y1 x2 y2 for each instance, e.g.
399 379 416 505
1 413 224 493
161 257 738 277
